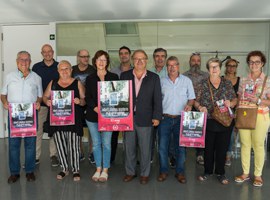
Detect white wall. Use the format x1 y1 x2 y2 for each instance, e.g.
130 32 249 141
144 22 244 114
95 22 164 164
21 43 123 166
0 23 56 138
0 26 4 138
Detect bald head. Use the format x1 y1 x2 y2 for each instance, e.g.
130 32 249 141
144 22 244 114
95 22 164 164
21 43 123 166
41 44 54 63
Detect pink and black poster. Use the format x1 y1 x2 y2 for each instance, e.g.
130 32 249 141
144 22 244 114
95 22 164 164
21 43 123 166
9 103 37 138
179 111 207 148
50 90 75 126
98 80 133 131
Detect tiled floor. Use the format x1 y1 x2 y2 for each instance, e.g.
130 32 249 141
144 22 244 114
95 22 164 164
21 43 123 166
0 138 269 200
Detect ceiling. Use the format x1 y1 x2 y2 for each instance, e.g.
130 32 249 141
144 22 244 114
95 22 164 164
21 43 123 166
0 0 270 25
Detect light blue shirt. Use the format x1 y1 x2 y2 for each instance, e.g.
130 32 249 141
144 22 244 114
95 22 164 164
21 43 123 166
149 66 168 78
1 70 43 103
160 74 195 115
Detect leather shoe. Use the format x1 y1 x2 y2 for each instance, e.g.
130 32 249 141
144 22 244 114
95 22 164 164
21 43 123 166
140 176 149 184
157 173 168 182
175 173 186 184
26 172 36 182
123 174 137 182
8 174 20 184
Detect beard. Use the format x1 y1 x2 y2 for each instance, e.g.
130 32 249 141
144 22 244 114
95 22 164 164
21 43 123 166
190 64 200 73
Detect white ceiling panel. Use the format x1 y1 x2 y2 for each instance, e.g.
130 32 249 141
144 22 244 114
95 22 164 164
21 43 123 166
0 0 270 25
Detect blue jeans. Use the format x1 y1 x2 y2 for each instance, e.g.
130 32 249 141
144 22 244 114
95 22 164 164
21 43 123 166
158 116 186 174
86 120 112 168
227 128 234 155
9 136 36 175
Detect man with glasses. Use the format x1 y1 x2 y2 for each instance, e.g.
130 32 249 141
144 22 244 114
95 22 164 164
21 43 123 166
72 49 95 163
72 49 95 84
1 51 43 183
32 44 59 167
183 52 209 165
121 49 162 184
110 46 133 164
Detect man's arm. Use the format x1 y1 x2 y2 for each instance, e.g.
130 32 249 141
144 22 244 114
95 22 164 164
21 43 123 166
1 95 9 110
152 75 163 125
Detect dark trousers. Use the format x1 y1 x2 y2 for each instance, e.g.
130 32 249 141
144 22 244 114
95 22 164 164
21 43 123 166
111 131 119 162
204 129 231 175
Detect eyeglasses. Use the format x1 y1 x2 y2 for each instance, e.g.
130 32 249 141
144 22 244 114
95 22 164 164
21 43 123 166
59 67 71 72
79 55 90 59
133 58 147 62
209 65 220 69
18 58 30 63
248 61 262 66
192 52 200 56
226 64 237 68
97 59 107 62
167 63 179 67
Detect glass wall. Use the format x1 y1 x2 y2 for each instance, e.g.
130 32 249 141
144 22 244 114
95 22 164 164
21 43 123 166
56 21 270 76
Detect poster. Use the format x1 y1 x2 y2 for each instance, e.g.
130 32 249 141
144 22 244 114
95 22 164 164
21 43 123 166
9 103 37 138
98 80 133 131
50 90 75 126
179 111 207 148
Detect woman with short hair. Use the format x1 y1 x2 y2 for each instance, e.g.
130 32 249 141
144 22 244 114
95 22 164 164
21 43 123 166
85 50 118 182
195 58 237 185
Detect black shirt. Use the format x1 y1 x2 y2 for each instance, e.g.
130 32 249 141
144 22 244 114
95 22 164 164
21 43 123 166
85 71 119 122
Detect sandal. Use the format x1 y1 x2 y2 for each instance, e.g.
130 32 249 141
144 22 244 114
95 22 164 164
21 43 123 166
217 175 229 185
92 171 101 182
73 173 80 182
234 174 250 183
253 177 263 187
57 171 69 180
98 171 108 182
198 174 211 181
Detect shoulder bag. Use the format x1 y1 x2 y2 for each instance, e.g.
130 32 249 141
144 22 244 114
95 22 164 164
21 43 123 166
208 79 233 127
235 76 267 129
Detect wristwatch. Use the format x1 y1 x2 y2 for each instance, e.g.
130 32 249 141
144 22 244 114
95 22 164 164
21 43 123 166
257 98 262 105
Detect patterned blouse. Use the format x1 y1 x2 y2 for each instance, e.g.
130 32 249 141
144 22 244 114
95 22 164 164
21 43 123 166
196 77 236 119
238 72 270 113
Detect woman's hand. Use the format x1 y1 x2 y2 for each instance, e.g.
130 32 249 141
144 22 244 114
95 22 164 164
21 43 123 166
247 94 258 104
224 100 231 108
93 107 98 113
74 97 81 105
36 102 41 110
45 99 51 107
198 106 208 113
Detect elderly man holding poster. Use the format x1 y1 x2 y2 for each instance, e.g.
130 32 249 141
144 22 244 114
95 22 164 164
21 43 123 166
1 51 43 183
157 56 195 184
121 49 162 185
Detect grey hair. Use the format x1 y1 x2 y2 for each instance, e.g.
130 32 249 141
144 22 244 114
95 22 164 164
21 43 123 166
166 56 179 66
17 51 31 60
57 60 72 69
206 57 222 70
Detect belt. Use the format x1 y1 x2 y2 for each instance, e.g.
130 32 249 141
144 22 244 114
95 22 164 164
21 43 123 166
163 114 180 118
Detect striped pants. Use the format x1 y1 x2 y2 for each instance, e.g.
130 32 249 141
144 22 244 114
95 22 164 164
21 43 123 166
53 131 80 173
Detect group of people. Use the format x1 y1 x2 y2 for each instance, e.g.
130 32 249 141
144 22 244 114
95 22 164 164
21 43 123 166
1 44 270 188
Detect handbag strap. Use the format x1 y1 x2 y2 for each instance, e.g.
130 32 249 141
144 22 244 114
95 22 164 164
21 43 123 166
259 75 268 98
208 79 216 105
